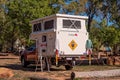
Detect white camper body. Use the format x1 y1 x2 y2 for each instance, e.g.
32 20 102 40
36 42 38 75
30 14 88 69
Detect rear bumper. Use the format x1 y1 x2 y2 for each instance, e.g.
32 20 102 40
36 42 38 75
59 54 83 57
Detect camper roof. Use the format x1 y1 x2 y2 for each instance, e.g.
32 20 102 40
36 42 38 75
30 14 88 24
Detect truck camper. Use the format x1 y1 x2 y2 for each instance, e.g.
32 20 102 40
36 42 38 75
20 14 88 70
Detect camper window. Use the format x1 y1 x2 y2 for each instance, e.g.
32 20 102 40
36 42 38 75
44 20 54 30
33 23 41 32
63 20 81 29
42 35 46 42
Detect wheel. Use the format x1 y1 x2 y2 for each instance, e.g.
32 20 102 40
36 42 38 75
65 65 73 70
21 57 28 67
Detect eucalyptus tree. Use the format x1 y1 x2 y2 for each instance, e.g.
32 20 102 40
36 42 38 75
0 0 9 52
101 0 120 28
90 19 120 51
6 0 58 51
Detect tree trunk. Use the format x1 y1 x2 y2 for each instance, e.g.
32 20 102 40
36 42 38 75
88 16 92 33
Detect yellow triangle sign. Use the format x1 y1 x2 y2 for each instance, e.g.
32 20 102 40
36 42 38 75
68 40 78 50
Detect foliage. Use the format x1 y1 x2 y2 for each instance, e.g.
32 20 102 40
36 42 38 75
90 19 120 51
0 0 58 52
0 0 10 52
101 0 120 28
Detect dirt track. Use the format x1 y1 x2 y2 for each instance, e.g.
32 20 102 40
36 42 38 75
0 53 120 80
0 54 71 80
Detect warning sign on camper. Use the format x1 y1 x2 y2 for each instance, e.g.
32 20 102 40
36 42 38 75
68 40 78 50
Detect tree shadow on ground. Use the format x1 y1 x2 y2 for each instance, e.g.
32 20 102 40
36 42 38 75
29 77 49 80
0 58 18 59
76 59 107 65
1 64 65 72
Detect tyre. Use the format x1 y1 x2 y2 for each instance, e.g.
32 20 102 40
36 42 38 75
65 65 73 70
21 57 28 67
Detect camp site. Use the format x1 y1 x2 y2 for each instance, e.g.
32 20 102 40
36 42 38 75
0 0 120 80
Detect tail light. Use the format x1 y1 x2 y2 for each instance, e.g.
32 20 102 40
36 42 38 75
55 49 59 66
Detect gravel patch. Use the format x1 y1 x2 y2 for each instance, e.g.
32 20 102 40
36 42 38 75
75 69 120 78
